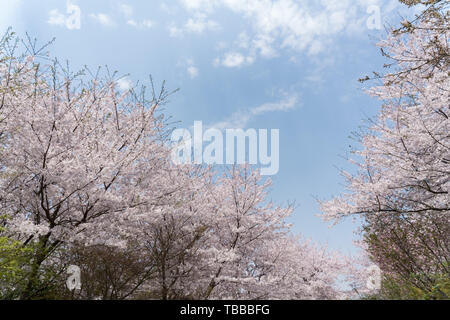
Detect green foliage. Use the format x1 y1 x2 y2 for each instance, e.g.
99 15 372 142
365 273 450 300
0 232 67 299
0 235 33 299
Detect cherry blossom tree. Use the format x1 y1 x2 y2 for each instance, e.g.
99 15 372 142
321 3 449 299
138 165 350 300
0 30 181 298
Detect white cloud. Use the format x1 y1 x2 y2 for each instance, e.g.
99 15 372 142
251 95 297 115
116 77 133 91
252 34 277 58
90 13 115 27
307 40 326 56
118 3 153 29
180 58 200 79
142 20 154 28
185 15 219 33
210 94 299 129
222 52 245 68
179 0 404 65
127 19 138 27
211 112 251 130
168 12 219 37
187 66 199 78
215 52 254 68
180 0 218 13
127 19 154 29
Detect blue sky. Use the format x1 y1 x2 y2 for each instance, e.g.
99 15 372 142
0 0 421 255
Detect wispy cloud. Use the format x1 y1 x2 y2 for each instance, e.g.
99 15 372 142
127 19 154 29
251 95 298 115
90 13 116 27
168 13 219 37
141 20 154 28
214 52 254 68
185 14 219 33
210 94 299 129
118 3 154 29
187 66 199 78
178 58 200 79
179 0 218 13
179 0 402 66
